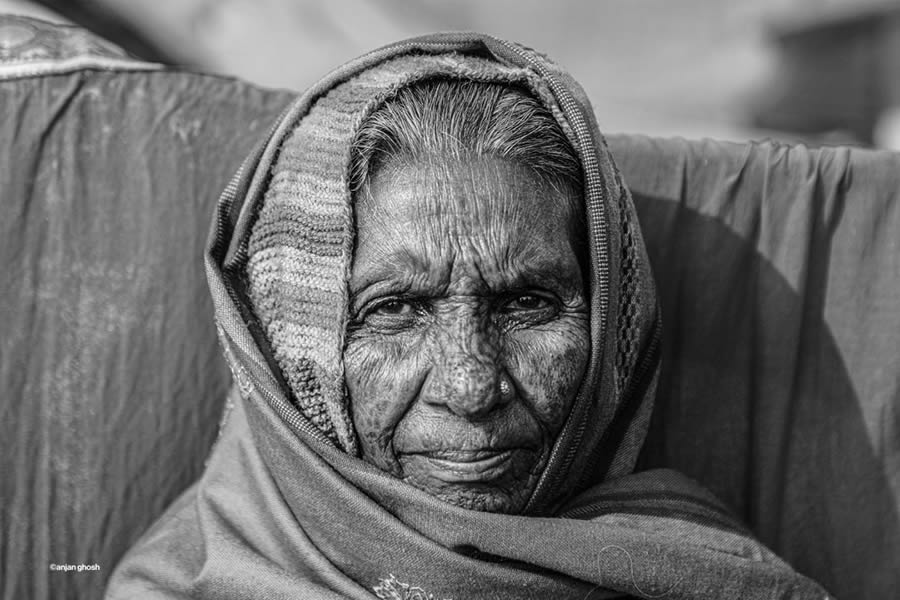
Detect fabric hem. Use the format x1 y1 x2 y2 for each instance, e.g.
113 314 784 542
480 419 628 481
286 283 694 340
0 56 162 81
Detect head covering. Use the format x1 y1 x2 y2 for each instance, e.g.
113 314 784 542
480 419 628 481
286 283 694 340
240 47 659 510
106 33 830 599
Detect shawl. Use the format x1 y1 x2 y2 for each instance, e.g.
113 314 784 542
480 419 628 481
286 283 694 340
106 33 831 600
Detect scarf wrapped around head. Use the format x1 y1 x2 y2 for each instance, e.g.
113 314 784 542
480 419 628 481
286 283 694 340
106 33 831 600
243 47 661 511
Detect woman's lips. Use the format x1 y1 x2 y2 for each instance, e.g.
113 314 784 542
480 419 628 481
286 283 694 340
404 449 517 483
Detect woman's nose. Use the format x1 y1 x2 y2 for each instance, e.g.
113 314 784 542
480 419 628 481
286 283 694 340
425 318 511 419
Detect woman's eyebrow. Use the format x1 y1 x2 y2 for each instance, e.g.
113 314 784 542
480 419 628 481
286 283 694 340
351 249 435 289
495 265 580 295
349 255 442 311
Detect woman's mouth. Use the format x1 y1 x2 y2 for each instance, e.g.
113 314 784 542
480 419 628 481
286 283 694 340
407 449 517 483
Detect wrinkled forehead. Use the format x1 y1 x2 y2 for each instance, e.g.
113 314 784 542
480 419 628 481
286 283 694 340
350 157 585 297
357 156 577 236
356 149 588 279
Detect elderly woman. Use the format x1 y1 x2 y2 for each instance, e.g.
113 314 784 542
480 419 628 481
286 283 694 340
107 33 830 599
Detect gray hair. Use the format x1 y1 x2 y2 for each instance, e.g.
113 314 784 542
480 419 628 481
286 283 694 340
349 78 583 201
348 77 586 253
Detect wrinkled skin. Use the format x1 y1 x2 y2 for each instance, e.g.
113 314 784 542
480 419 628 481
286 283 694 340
344 157 590 513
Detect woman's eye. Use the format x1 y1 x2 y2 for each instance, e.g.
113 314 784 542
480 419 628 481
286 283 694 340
372 300 416 316
505 294 552 312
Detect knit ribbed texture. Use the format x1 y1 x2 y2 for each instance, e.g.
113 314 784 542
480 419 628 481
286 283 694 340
245 52 567 453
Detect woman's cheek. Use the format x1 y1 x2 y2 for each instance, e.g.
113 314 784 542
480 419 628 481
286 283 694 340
344 333 426 471
504 321 590 432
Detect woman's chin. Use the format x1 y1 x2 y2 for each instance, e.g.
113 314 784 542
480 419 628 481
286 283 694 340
398 449 543 513
420 481 529 514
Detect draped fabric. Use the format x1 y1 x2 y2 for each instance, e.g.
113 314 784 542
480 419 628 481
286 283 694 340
105 33 829 599
611 136 900 598
0 15 288 600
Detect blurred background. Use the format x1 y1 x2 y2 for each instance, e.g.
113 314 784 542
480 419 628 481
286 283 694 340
4 0 900 148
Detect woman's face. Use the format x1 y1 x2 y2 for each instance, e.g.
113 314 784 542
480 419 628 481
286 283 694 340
345 157 590 513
